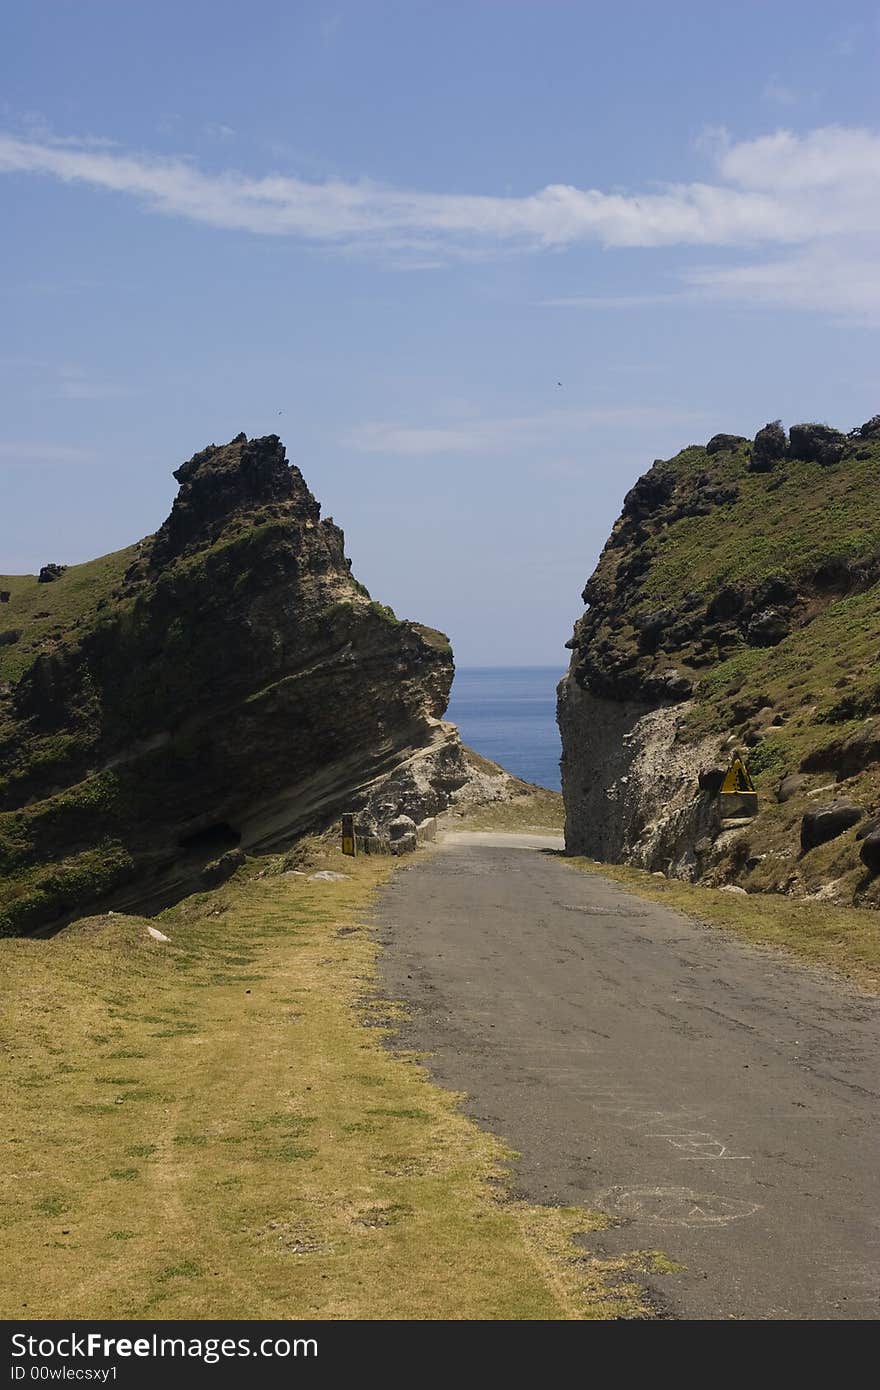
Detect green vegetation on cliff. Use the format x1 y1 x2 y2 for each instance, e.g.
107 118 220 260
0 546 136 684
563 415 880 904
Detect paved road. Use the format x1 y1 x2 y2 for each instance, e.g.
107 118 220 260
376 832 880 1320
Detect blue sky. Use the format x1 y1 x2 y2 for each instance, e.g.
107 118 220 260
1 1 879 663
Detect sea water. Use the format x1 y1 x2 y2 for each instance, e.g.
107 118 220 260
447 667 565 792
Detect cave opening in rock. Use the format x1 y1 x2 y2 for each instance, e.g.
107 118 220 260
178 821 241 853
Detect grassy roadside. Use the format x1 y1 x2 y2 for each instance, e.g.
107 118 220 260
0 840 665 1320
564 856 880 995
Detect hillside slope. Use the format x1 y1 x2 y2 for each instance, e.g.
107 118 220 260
558 415 880 906
0 433 482 935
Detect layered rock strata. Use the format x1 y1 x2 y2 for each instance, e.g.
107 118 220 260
0 433 490 933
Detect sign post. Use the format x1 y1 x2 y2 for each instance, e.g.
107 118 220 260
341 813 357 857
718 755 758 818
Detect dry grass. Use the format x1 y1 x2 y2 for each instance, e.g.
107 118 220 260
0 843 660 1320
565 856 880 995
448 788 565 834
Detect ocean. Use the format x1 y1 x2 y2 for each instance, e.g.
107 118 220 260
447 666 566 792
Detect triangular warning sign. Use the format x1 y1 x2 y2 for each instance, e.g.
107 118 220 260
721 755 755 795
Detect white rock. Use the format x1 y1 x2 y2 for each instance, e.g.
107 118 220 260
308 871 350 882
147 925 170 942
718 884 747 895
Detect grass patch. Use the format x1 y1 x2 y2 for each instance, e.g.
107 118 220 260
565 856 880 994
0 843 658 1319
0 546 136 684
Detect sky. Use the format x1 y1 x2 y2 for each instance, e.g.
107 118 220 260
1 1 879 664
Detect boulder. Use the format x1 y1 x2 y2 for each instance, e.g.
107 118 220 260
746 607 791 647
698 767 727 794
777 773 807 803
749 421 787 473
859 829 880 873
38 563 67 584
800 801 863 853
656 668 693 700
633 607 676 636
788 423 846 467
706 433 748 455
390 830 417 856
752 575 798 608
706 584 746 623
856 815 880 842
857 414 880 438
388 814 417 840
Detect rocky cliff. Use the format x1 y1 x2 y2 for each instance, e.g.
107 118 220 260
0 433 501 935
559 416 880 906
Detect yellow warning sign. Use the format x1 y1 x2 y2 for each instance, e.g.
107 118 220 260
721 755 755 795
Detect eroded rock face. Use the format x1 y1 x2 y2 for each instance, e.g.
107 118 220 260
558 414 880 897
558 682 721 876
0 432 466 935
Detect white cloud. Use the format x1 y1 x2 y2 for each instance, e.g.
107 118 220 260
0 124 878 248
0 124 879 312
344 406 713 457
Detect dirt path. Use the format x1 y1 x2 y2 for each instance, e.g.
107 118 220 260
376 832 880 1320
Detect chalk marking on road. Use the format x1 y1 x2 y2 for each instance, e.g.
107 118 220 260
595 1185 762 1228
654 1131 751 1161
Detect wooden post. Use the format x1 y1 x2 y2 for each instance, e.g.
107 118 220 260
341 813 357 857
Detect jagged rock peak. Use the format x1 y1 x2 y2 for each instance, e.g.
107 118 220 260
150 432 319 567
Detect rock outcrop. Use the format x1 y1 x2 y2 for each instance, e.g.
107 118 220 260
559 415 880 905
0 432 484 935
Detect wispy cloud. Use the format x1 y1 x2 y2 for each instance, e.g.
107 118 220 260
540 292 687 310
1 124 879 312
0 358 136 399
344 406 713 457
0 441 96 466
57 365 136 400
0 124 877 247
761 79 800 107
685 244 880 317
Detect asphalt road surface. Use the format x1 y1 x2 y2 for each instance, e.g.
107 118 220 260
376 832 880 1320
